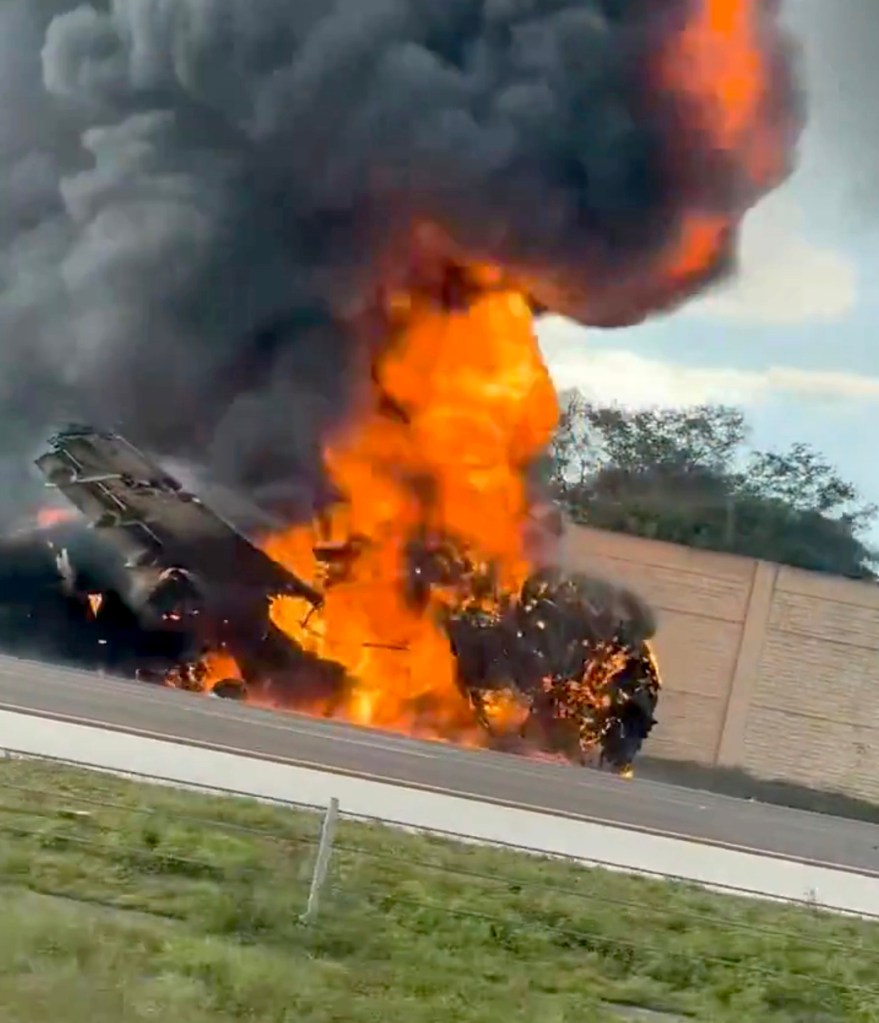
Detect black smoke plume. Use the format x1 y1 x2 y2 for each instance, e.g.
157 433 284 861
0 0 800 524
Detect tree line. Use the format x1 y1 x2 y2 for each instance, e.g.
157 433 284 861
547 392 877 580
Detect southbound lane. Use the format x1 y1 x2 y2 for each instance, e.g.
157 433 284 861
0 653 877 873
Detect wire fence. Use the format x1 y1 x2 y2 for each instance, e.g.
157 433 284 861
1 749 879 1016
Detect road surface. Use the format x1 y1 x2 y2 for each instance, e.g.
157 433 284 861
0 653 877 873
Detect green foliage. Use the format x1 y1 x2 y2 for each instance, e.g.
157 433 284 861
2 758 879 1022
551 393 878 579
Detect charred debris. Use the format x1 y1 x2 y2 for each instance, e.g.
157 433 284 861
0 425 659 771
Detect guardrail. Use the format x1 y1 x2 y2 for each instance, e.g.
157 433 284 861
1 748 878 1019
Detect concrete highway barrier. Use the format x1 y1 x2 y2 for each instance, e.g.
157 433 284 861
1 700 878 917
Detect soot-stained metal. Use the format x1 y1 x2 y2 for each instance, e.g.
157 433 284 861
0 425 660 772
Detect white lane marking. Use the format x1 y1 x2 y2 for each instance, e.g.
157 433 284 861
2 656 877 850
0 708 876 917
3 704 879 878
0 667 790 822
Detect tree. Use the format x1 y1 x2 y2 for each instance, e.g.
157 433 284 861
550 394 878 580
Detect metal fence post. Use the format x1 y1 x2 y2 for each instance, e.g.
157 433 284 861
301 797 339 926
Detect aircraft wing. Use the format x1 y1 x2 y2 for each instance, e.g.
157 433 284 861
34 425 322 607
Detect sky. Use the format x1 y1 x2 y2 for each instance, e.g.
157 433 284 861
536 0 879 515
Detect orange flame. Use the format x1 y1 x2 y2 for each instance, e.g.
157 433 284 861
673 0 786 176
265 275 557 738
205 0 785 753
35 507 74 529
202 651 242 688
656 0 791 287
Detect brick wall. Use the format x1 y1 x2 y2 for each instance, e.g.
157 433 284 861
561 525 879 799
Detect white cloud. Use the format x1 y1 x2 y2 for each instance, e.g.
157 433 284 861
537 316 879 409
682 193 857 326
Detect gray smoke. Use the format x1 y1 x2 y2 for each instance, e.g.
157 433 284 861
0 0 799 524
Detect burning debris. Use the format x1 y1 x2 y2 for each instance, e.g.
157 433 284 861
260 270 664 769
444 567 661 769
30 425 346 705
15 422 662 771
0 1 803 772
0 416 658 770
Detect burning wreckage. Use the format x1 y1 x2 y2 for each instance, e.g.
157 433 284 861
0 425 660 772
0 0 804 776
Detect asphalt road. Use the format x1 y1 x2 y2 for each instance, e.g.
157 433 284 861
0 653 878 873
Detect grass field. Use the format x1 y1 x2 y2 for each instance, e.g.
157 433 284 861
0 756 877 1022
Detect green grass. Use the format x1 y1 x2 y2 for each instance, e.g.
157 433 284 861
0 757 877 1022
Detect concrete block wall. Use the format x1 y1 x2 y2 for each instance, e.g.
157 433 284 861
742 567 879 802
561 525 879 800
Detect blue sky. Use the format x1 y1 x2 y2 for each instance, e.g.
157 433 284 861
537 0 879 517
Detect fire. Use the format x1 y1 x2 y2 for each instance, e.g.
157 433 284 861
265 272 558 739
663 214 729 286
202 651 242 688
166 0 790 768
662 0 786 178
241 2 789 748
655 0 792 289
35 507 74 530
